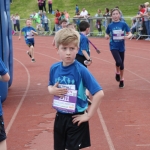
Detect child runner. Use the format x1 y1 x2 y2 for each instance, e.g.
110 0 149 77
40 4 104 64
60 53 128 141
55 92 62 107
0 57 10 150
105 8 132 88
75 21 92 104
52 19 68 47
48 28 104 150
19 19 38 62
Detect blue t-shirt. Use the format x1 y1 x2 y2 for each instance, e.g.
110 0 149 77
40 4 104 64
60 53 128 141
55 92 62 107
0 57 8 116
78 33 90 56
21 26 36 44
49 60 102 113
106 21 130 52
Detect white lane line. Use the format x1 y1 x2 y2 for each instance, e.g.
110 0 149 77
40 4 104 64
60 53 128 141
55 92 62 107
125 124 149 127
92 56 150 84
6 58 30 134
97 108 116 150
136 144 150 147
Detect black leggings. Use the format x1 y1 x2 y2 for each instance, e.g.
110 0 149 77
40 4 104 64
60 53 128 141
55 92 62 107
111 50 125 70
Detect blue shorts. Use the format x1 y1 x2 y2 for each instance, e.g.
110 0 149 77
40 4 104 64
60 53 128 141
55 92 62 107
26 39 34 47
0 116 6 142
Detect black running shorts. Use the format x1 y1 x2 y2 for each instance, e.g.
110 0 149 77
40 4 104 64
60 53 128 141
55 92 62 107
54 112 91 150
0 116 6 142
76 54 87 68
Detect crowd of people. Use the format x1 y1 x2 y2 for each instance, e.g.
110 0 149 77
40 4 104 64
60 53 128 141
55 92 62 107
2 1 150 149
130 2 150 40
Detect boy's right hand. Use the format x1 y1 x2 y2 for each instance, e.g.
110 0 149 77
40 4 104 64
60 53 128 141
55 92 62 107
50 82 68 97
18 36 21 40
105 34 109 40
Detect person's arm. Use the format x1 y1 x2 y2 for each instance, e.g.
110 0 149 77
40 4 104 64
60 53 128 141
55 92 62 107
125 32 132 39
31 30 38 35
105 33 110 39
72 90 104 126
0 73 10 82
48 82 68 97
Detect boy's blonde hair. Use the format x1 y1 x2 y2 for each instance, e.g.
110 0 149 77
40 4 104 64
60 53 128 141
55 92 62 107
54 28 80 48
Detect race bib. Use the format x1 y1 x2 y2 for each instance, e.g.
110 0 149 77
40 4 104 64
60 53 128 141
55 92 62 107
53 89 77 113
27 31 34 39
113 30 124 40
53 84 77 113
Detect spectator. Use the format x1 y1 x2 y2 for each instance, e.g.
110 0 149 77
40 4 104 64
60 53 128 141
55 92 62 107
59 12 66 21
42 11 49 31
54 9 61 32
11 14 17 33
37 0 44 12
143 2 150 40
15 13 20 32
95 9 103 35
64 10 70 22
75 4 79 14
103 8 111 26
43 0 46 12
48 0 52 14
130 18 138 34
80 8 88 18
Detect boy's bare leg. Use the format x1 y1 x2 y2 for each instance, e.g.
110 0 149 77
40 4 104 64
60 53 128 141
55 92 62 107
0 140 7 150
30 46 34 59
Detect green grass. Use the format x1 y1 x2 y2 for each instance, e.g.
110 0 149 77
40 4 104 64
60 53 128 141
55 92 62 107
10 0 146 18
10 0 146 35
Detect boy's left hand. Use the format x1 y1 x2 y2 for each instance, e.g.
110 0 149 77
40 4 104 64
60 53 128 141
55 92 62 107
72 113 90 126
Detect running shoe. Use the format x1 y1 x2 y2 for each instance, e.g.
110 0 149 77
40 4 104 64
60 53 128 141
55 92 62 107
31 58 36 62
115 73 120 82
119 80 124 88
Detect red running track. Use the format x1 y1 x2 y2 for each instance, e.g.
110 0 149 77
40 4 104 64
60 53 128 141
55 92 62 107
3 36 150 150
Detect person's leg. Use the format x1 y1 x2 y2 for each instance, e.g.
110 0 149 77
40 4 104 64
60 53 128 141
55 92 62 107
119 51 125 80
16 23 19 32
51 4 52 13
148 20 150 39
30 45 35 60
43 2 46 11
119 51 125 88
0 140 7 150
111 50 122 82
14 24 16 31
144 21 149 40
48 4 50 13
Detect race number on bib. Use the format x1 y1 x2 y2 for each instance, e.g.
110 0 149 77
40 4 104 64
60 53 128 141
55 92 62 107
113 30 124 40
53 89 77 113
53 84 77 113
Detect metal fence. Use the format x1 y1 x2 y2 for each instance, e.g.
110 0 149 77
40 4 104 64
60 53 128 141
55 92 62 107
11 17 150 40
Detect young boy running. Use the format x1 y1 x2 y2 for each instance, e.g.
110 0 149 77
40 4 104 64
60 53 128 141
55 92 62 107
19 19 38 62
0 57 10 150
75 21 92 104
105 8 132 88
48 28 104 150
